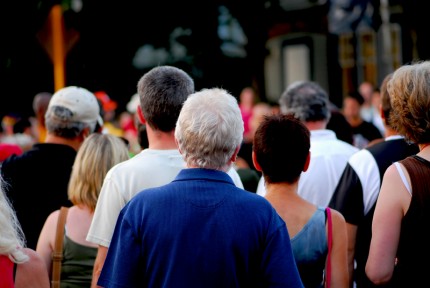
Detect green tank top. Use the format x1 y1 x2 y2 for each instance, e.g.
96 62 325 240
60 234 97 288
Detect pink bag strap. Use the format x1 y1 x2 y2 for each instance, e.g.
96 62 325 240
326 207 332 288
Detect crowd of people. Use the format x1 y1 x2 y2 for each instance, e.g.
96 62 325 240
0 61 430 287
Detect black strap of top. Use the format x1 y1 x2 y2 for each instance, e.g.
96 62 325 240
13 262 17 282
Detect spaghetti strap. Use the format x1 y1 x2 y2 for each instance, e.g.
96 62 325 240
394 162 412 195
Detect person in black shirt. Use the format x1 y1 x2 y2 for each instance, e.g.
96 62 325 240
1 86 102 249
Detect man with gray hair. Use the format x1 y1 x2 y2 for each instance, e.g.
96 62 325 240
97 88 304 288
257 81 358 207
1 86 102 249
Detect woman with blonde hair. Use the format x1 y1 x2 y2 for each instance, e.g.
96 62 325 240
36 133 129 287
366 61 430 286
0 174 49 287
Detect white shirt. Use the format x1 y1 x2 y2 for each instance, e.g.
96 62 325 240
87 149 243 247
257 129 359 207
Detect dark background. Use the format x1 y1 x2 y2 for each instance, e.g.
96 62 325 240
2 0 430 120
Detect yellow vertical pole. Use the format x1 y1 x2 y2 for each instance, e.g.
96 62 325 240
50 4 65 91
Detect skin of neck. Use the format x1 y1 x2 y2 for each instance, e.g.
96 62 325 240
44 133 83 151
347 116 363 127
265 181 299 198
304 120 327 131
384 126 397 138
145 124 178 150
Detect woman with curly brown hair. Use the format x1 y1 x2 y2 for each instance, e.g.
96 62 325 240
366 61 430 287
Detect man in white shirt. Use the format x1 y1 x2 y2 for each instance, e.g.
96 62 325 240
256 81 358 207
87 66 243 287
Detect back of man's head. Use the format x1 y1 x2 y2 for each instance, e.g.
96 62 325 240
279 81 331 123
45 86 102 139
380 73 394 129
175 88 243 171
33 92 52 119
137 66 194 132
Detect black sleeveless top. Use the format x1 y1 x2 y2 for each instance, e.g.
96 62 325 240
393 155 430 287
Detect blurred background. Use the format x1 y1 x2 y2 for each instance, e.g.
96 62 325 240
2 0 429 119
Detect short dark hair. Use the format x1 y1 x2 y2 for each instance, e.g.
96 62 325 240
137 66 194 132
253 114 310 184
346 91 365 106
380 73 394 128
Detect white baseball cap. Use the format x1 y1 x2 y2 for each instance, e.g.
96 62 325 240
46 86 103 128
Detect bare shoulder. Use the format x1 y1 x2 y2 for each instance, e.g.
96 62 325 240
15 248 50 288
328 208 347 229
22 248 44 265
19 248 48 275
46 209 61 225
384 163 401 179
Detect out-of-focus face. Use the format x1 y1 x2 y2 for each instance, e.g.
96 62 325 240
372 91 381 110
343 97 361 121
359 82 373 103
240 88 255 107
250 103 272 136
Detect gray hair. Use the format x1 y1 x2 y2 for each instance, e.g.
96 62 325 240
45 106 96 139
175 88 244 170
279 81 331 122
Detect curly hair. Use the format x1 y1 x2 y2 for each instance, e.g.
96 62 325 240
175 88 243 170
388 61 430 144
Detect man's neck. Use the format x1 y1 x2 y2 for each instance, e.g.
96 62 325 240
44 134 82 151
146 125 178 150
304 120 327 131
384 127 399 138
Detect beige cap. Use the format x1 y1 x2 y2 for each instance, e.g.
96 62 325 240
46 86 103 127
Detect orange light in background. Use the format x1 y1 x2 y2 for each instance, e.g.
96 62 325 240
50 4 66 91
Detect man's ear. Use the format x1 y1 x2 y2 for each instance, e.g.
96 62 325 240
80 127 90 141
303 151 311 172
175 138 182 154
137 105 146 124
379 104 387 126
252 151 262 172
230 145 240 164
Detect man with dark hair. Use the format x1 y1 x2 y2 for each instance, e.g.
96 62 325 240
343 91 383 149
32 91 52 143
88 66 244 287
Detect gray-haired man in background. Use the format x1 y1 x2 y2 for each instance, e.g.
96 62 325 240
257 80 358 207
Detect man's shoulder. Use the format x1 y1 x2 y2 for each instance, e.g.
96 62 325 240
107 149 184 176
3 143 75 164
312 137 358 155
1 144 50 171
